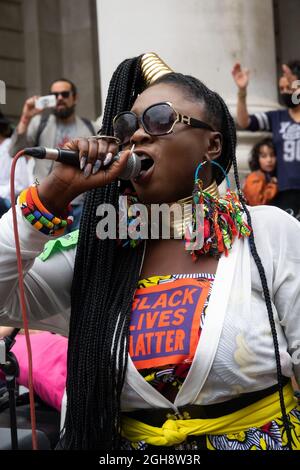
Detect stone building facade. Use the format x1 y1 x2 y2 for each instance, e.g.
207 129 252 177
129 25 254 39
1 0 299 180
0 0 100 122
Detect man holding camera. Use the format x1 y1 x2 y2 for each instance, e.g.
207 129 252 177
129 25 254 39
10 78 96 229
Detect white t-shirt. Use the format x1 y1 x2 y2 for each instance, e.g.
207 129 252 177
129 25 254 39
0 138 34 201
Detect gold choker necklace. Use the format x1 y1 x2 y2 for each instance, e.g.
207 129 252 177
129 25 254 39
176 180 220 205
167 180 220 239
122 179 251 259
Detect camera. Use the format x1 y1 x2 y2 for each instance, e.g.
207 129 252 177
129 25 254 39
35 94 57 110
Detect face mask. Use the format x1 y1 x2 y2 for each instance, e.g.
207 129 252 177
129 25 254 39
281 93 299 109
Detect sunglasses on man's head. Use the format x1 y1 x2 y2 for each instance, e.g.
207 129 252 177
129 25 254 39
51 91 71 99
112 101 215 144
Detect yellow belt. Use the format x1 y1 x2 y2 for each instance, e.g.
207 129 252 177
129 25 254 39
121 383 297 446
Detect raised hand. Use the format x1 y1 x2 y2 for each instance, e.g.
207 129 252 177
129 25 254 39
282 64 299 88
232 63 250 90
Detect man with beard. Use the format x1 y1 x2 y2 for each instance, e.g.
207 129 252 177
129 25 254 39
9 78 96 229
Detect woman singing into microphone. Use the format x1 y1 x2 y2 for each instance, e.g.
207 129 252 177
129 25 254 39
0 53 299 450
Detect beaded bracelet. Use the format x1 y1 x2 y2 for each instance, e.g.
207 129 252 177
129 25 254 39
19 185 73 236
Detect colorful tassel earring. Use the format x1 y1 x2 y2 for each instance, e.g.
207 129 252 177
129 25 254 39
185 159 251 260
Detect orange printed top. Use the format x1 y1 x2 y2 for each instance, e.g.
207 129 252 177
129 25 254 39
129 273 214 402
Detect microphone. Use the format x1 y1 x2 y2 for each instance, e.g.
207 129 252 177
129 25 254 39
23 146 141 180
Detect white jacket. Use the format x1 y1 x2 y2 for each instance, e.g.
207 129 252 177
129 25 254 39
0 205 299 413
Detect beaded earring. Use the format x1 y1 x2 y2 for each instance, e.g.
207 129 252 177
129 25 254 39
185 159 251 260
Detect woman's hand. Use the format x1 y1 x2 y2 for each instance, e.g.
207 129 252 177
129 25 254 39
38 137 130 215
232 62 250 90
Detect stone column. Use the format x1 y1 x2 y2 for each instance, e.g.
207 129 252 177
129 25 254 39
96 0 280 184
22 0 100 121
0 0 26 122
60 0 101 121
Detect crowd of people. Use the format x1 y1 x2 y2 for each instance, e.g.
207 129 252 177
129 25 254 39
0 53 299 451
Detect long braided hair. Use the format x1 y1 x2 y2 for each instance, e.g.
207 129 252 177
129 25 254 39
64 56 146 449
64 62 292 449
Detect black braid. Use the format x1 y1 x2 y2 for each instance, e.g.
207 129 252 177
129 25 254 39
64 56 146 449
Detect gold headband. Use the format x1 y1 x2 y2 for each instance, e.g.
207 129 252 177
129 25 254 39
141 52 173 86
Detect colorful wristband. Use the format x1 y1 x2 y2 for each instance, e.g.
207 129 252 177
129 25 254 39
19 185 73 236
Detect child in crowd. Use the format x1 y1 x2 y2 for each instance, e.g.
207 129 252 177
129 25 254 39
243 137 278 206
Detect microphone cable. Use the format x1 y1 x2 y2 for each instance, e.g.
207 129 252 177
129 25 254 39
9 150 38 450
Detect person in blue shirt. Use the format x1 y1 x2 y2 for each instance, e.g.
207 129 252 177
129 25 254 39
232 60 300 219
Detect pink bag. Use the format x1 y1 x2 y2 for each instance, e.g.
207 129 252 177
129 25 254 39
0 332 67 411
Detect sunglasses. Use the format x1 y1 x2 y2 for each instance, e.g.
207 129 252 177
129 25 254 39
113 101 215 144
51 91 71 99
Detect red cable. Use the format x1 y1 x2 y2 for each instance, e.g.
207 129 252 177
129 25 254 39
10 150 38 450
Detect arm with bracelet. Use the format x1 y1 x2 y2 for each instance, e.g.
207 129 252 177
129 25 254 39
0 136 130 334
